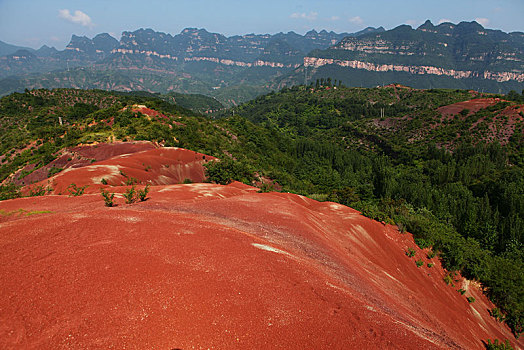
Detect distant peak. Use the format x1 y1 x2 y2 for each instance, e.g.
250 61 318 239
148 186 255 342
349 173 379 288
417 19 435 30
457 20 484 29
181 27 208 34
94 33 116 40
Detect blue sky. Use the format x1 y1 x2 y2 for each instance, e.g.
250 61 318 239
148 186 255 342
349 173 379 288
1 0 523 49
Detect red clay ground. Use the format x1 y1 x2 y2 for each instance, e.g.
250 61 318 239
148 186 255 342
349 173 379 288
437 98 523 145
10 141 158 187
437 98 505 118
24 146 215 195
0 147 521 349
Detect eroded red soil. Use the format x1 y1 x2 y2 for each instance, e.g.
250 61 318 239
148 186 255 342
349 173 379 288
0 146 521 349
437 98 505 118
10 141 158 187
24 146 214 195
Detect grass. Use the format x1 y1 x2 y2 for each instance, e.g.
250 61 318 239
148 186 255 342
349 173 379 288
0 209 52 217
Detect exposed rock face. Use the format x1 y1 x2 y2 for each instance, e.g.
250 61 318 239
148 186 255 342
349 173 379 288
0 145 520 349
305 20 524 86
304 57 524 82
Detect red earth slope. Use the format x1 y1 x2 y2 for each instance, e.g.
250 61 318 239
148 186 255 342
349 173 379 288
11 141 158 187
0 147 521 349
25 146 214 195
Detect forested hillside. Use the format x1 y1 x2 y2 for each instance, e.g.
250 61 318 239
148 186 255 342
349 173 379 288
0 86 522 337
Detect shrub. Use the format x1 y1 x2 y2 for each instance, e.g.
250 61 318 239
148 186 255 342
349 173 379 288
444 273 455 286
67 183 88 196
29 184 51 197
0 183 21 200
406 248 416 257
485 339 513 350
490 308 506 322
123 186 136 204
467 296 476 303
183 178 193 184
415 237 431 249
458 288 466 295
122 184 150 204
137 184 150 202
101 178 108 185
427 263 434 268
100 189 115 207
204 158 253 185
427 250 436 259
415 259 424 267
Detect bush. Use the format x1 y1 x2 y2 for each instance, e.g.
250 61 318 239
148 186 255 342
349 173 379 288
406 248 416 257
100 189 115 207
123 184 150 204
204 158 253 185
0 183 21 200
490 308 506 322
485 339 513 350
444 273 455 286
123 186 136 204
467 296 476 303
415 238 432 249
415 259 424 267
29 184 51 197
67 183 88 196
137 184 150 202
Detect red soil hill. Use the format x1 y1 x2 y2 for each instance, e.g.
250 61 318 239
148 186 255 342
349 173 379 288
0 146 521 349
25 146 214 195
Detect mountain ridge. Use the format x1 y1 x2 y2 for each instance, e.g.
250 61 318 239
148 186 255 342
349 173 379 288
0 21 522 102
291 20 523 92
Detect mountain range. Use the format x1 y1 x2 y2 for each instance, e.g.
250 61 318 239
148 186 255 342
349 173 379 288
283 20 524 93
0 21 522 103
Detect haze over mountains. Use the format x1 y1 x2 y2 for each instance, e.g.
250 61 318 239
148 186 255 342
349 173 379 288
0 20 522 103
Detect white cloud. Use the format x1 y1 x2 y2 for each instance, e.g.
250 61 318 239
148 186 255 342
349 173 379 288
290 12 318 21
58 9 94 28
330 16 340 21
475 17 490 26
349 16 364 25
438 18 452 24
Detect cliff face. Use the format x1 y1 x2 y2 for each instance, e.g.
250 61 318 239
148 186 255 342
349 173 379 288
304 57 524 82
303 21 524 87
